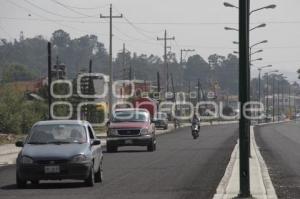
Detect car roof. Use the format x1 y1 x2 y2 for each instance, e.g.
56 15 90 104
33 120 90 126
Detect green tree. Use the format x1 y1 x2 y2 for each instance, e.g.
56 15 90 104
0 87 23 133
0 86 47 134
1 64 38 83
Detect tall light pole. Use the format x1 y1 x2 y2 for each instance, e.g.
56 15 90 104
257 65 272 123
264 70 278 122
238 0 250 196
271 71 279 122
225 2 275 195
281 76 288 118
277 73 284 121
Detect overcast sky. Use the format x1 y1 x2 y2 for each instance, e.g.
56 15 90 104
1 0 300 82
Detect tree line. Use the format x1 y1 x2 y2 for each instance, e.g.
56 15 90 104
0 29 239 94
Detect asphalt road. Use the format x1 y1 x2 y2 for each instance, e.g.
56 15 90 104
255 121 300 199
0 124 238 199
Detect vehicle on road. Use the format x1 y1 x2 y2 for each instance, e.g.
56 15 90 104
15 120 103 188
152 112 168 130
191 123 200 139
106 108 156 152
191 114 200 139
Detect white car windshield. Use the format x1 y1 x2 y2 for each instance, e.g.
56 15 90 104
28 124 87 144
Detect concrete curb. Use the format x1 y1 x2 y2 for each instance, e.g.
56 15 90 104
213 141 238 199
212 125 277 199
251 126 277 199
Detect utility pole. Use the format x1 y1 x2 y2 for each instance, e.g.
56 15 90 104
197 79 201 102
289 84 291 118
171 74 177 115
180 49 195 65
157 71 161 112
277 79 280 121
258 69 261 102
100 4 123 117
129 63 132 80
265 73 269 121
47 42 52 120
281 83 284 117
272 75 275 122
157 71 161 96
166 46 172 92
122 43 125 79
157 30 175 94
239 0 251 196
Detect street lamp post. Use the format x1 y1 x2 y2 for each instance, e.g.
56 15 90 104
264 70 278 122
281 76 287 118
289 83 291 118
277 74 284 121
238 0 251 196
257 65 272 122
272 75 276 122
225 2 275 196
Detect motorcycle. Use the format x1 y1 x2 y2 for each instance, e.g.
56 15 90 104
191 123 200 139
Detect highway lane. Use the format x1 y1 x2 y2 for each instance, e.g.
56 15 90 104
255 121 300 199
0 124 238 199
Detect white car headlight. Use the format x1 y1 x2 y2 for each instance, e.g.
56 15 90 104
108 129 118 136
140 128 150 135
71 154 89 163
21 156 34 164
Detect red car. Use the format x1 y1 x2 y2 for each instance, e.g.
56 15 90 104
106 108 156 152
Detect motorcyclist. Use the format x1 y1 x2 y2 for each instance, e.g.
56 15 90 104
191 114 200 127
191 113 200 139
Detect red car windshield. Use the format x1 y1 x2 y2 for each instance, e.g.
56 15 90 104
112 111 149 122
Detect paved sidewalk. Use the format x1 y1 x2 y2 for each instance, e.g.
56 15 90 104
213 126 277 199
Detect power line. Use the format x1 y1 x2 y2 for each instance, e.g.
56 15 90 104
113 6 159 40
2 16 300 25
7 0 100 35
23 0 95 19
50 0 99 18
49 1 109 10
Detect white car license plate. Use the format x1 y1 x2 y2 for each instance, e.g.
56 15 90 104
44 166 60 174
125 140 133 144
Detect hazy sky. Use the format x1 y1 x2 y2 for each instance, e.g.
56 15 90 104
1 0 300 82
